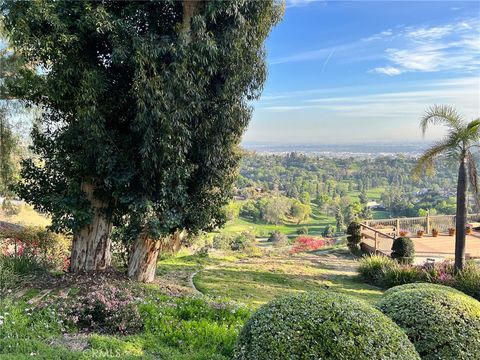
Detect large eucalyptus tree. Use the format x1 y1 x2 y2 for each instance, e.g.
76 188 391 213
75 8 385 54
2 0 282 278
413 105 480 271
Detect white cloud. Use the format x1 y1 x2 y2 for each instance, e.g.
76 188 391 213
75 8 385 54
247 76 480 143
371 18 480 75
372 66 403 76
406 25 453 41
362 29 394 42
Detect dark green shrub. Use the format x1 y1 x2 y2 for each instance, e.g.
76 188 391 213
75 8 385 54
346 221 362 253
377 286 480 359
234 291 420 360
322 225 335 238
358 255 396 284
391 237 415 264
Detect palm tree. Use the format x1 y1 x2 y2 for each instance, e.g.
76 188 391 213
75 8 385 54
413 105 480 271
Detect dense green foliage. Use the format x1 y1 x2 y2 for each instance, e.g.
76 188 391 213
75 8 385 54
234 291 420 360
377 285 480 359
3 0 282 245
346 221 362 251
391 237 415 264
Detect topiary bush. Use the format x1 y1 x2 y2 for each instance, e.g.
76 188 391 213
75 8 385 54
391 237 415 264
346 221 362 252
377 285 480 359
234 291 420 360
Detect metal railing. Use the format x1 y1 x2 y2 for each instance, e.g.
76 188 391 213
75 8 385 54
364 213 480 236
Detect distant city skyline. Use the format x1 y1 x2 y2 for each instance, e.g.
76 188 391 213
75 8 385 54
244 0 480 144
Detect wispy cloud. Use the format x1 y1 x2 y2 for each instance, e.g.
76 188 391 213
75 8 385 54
372 66 402 76
373 18 480 75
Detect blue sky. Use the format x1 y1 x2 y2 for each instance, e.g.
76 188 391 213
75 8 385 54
244 0 480 144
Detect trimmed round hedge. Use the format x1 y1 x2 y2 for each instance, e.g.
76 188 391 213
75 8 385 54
234 292 420 360
377 285 480 359
384 282 464 297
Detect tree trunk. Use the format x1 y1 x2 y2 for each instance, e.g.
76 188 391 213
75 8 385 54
455 153 467 272
127 233 161 283
128 230 186 283
182 0 205 36
70 183 112 272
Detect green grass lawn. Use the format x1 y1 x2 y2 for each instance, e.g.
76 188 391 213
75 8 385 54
159 246 383 307
347 187 385 202
220 203 335 237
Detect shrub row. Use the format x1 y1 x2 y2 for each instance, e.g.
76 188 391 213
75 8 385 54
234 284 480 359
234 291 419 360
358 255 480 300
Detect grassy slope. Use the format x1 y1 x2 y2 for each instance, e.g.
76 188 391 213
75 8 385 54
0 205 51 227
159 246 383 307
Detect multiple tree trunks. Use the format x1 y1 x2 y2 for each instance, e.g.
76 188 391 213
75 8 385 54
70 183 112 272
128 230 186 283
455 154 467 272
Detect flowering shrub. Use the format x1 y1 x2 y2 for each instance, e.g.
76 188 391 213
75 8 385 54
290 236 331 254
0 226 70 272
41 284 142 334
359 256 480 300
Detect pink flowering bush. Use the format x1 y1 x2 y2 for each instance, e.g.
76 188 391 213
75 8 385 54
0 226 70 272
290 236 332 254
42 284 143 334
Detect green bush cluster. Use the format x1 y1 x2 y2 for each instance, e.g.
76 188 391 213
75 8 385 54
212 232 255 252
391 237 415 264
267 230 289 246
377 284 480 359
234 291 420 360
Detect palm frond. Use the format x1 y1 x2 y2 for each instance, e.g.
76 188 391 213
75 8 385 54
466 118 480 142
467 150 480 211
420 105 464 137
412 138 456 180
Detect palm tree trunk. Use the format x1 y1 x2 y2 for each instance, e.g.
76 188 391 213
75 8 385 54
455 154 467 271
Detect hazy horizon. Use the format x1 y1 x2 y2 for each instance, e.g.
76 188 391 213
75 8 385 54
244 0 480 144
